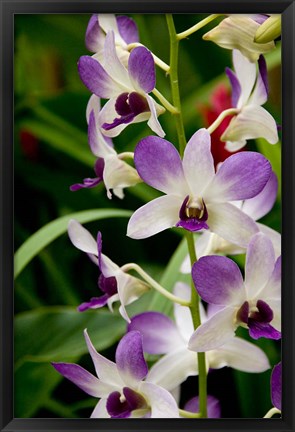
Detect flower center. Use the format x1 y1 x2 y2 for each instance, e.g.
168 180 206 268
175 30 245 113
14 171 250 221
106 387 148 419
176 195 209 232
102 92 149 131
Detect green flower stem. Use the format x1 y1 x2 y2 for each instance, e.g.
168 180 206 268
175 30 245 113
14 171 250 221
185 231 207 418
263 407 281 418
179 409 202 418
127 42 170 73
166 14 187 157
177 14 221 40
166 13 207 418
120 263 191 307
152 88 179 114
207 108 239 135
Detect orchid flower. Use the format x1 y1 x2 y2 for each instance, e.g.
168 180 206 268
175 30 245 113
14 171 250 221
181 171 280 273
127 128 271 248
203 15 276 62
128 283 270 392
78 31 165 138
68 219 148 322
271 362 281 411
189 232 281 352
221 50 279 151
71 106 141 199
52 330 179 418
85 14 139 65
183 395 221 418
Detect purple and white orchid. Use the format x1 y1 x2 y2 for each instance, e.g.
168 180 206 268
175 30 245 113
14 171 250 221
189 232 281 352
85 14 139 65
181 170 280 273
78 31 165 138
128 282 270 392
71 105 141 199
221 50 279 151
203 15 276 62
68 219 148 322
183 395 221 418
271 361 281 411
127 128 271 248
52 330 179 418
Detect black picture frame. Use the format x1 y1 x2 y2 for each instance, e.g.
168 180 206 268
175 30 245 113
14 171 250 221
1 0 294 431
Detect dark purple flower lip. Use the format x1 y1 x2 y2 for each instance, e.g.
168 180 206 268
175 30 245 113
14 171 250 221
70 158 104 191
237 300 281 340
102 92 149 131
176 195 209 232
106 387 147 418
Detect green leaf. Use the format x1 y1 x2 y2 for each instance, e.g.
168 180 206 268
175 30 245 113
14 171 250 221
14 208 132 279
15 307 126 366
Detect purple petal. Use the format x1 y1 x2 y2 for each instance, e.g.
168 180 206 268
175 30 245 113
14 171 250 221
97 231 103 271
251 14 268 24
128 312 183 354
134 136 186 195
225 67 241 108
258 55 269 95
52 362 103 397
99 274 117 296
106 387 146 419
192 255 245 306
242 171 278 221
128 46 155 93
78 56 117 99
184 395 221 418
176 196 209 232
248 320 281 340
115 331 148 386
70 176 102 191
206 152 271 202
271 362 282 410
116 15 139 44
85 15 103 52
78 295 109 311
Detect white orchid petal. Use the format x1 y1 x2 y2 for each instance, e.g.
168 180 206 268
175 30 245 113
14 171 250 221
68 219 97 255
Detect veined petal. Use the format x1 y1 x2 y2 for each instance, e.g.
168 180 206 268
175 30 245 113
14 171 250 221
232 49 256 108
203 16 275 62
128 46 155 93
68 219 97 255
51 362 112 398
248 55 268 106
242 171 278 221
88 110 116 158
205 152 271 202
207 202 259 248
116 331 148 387
147 348 198 391
91 399 110 418
128 312 184 354
78 56 121 98
103 31 132 89
116 15 139 44
127 195 182 239
193 255 245 306
271 362 282 410
146 95 166 137
138 382 179 418
85 15 104 53
209 337 270 372
257 224 281 258
103 154 141 199
183 129 215 196
184 395 221 418
134 136 187 195
221 105 279 144
245 233 276 299
188 307 237 352
84 329 123 388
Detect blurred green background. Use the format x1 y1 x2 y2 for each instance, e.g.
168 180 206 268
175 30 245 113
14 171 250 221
14 14 281 418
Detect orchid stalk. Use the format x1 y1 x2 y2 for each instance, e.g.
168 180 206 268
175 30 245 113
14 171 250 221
166 13 207 418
